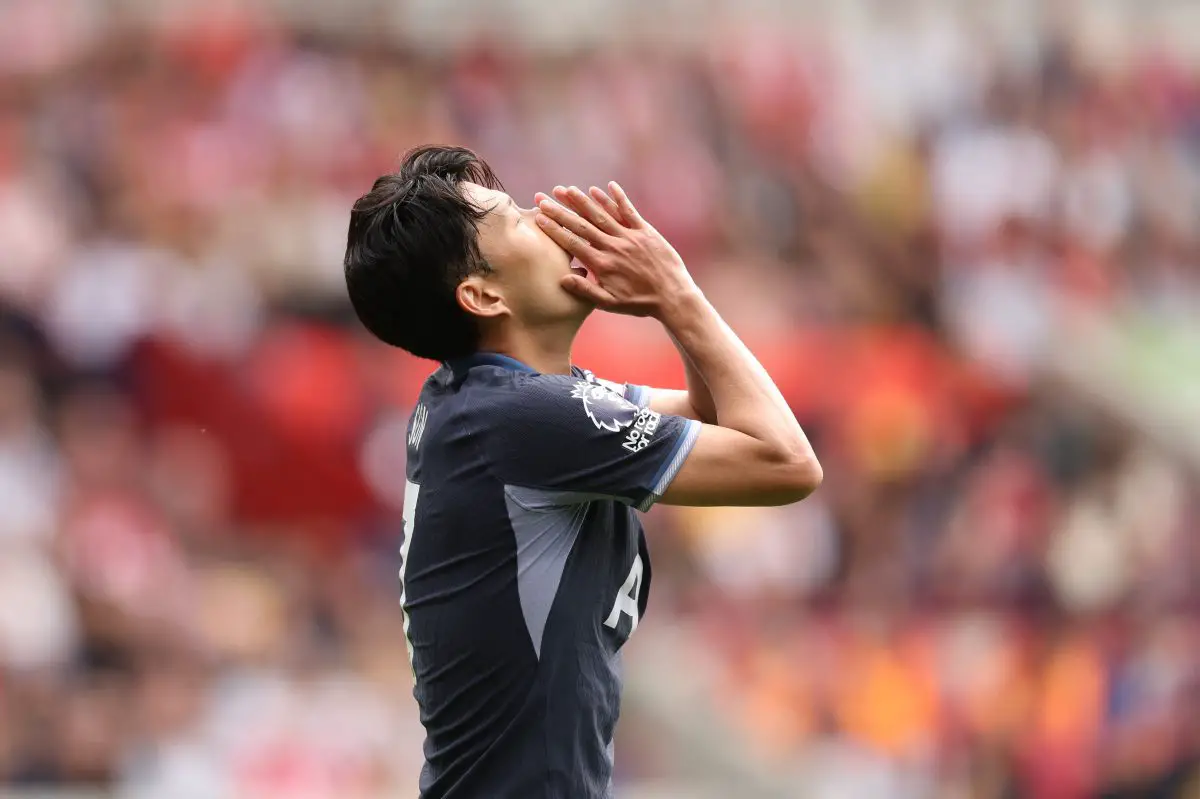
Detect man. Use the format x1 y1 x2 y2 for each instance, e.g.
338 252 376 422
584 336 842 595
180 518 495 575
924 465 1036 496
344 145 821 798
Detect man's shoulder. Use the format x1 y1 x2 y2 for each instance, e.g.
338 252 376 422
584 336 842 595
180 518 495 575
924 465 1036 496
429 364 643 441
416 367 561 437
493 370 639 430
453 367 581 408
423 364 640 441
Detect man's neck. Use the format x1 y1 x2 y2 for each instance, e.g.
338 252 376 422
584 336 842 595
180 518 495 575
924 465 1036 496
479 324 577 376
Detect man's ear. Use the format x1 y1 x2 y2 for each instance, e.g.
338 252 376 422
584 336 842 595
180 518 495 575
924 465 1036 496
457 275 509 319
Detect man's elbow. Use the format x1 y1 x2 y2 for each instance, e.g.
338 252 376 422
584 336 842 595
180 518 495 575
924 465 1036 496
790 455 824 501
771 452 823 505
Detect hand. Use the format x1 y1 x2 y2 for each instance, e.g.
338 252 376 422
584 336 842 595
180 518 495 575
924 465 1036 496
534 182 697 318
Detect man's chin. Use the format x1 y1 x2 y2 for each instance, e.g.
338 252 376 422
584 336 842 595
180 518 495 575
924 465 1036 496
569 294 597 316
560 290 597 323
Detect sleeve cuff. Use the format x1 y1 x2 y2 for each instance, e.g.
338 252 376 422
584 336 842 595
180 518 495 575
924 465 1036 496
636 419 702 512
625 384 653 410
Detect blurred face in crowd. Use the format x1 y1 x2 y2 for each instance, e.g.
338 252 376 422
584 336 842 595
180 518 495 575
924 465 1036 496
457 181 592 334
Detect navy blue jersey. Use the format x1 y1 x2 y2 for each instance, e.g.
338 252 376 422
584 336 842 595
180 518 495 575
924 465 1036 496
400 352 701 799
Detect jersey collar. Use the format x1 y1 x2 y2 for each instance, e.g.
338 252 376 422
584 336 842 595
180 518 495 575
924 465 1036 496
446 352 538 377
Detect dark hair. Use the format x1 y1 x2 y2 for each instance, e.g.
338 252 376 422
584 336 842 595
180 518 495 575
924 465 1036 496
344 145 504 361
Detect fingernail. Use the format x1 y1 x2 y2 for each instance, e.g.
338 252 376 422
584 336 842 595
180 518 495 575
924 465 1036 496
553 185 566 193
538 200 553 211
536 214 551 226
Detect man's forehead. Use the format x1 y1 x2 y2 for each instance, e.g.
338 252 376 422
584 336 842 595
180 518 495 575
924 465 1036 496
462 181 510 212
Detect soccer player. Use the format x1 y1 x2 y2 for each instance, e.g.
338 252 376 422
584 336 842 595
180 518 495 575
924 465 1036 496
344 146 821 798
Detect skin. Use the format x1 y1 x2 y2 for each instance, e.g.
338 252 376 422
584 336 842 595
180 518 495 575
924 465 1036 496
533 181 822 506
451 178 821 506
453 181 714 422
454 182 592 374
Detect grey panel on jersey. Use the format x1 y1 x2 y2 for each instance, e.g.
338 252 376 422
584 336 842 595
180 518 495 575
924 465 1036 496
504 486 595 658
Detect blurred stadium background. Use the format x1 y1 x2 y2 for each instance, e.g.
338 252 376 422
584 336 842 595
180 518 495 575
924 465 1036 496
1 0 1199 797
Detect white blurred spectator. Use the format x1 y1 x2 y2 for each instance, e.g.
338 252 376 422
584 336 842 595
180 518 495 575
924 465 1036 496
931 126 1060 247
1046 490 1131 612
0 172 74 310
941 222 1054 386
43 241 165 368
0 363 59 545
0 547 79 670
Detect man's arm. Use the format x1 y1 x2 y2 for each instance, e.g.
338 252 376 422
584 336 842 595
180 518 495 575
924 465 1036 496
564 188 719 426
653 290 818 505
641 336 718 424
535 184 820 507
644 389 699 421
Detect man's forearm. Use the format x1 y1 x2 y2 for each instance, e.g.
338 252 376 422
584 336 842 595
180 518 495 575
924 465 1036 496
658 290 814 462
670 332 718 424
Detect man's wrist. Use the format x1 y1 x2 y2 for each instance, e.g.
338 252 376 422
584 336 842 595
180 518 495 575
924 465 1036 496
654 285 709 330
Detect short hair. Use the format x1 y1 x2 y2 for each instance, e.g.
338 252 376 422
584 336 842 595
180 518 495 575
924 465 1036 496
344 146 503 361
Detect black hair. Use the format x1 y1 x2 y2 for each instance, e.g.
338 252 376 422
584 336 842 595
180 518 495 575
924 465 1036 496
344 145 504 361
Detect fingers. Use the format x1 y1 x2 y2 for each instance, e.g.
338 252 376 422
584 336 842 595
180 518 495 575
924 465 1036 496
552 185 622 235
608 181 645 228
537 191 610 249
560 273 619 307
536 212 592 257
588 186 625 226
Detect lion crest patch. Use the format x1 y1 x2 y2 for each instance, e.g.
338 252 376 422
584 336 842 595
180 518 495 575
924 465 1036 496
570 381 639 433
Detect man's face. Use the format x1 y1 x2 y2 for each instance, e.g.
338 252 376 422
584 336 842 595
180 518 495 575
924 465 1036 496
461 181 592 327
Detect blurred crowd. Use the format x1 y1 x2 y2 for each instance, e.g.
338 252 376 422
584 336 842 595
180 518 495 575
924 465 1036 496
1 2 1198 798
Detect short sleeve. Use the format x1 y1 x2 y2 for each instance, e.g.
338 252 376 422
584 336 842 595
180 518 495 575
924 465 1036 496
576 369 652 411
623 383 653 410
489 373 700 511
